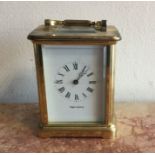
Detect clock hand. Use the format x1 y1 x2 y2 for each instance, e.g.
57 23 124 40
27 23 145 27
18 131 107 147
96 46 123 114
77 66 88 80
73 66 88 85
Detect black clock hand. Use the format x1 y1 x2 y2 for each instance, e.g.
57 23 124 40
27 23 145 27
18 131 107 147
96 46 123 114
77 66 88 80
73 66 88 85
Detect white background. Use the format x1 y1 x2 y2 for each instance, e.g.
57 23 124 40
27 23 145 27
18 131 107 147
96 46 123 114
0 1 155 103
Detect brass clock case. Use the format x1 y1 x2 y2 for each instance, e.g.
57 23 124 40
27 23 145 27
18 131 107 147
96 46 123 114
28 19 121 138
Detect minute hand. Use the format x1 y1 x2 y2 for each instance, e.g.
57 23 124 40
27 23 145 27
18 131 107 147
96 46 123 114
77 66 88 80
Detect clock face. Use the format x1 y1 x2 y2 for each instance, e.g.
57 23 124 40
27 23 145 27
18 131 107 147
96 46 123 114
42 45 106 123
55 62 96 102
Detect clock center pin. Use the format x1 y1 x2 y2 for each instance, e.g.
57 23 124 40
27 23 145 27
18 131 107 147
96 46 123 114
73 79 79 85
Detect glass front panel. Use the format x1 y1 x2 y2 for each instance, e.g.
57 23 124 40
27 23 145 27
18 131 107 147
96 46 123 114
42 45 106 123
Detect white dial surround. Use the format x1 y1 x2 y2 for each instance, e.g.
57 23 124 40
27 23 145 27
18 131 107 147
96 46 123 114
42 45 106 123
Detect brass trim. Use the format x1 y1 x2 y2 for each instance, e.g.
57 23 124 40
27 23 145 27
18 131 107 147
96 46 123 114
33 44 48 125
40 122 106 127
27 25 121 41
32 40 116 46
105 45 115 125
38 123 116 138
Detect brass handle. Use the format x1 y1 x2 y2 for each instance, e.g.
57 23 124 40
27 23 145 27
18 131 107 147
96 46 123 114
44 19 107 31
63 20 93 27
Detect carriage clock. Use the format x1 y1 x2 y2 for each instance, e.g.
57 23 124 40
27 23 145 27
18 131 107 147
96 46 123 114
28 19 121 138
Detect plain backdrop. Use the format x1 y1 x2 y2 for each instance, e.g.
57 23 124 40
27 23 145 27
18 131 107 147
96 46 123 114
0 1 155 103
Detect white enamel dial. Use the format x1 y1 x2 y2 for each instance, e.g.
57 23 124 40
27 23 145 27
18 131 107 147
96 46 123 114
42 45 106 123
55 62 96 102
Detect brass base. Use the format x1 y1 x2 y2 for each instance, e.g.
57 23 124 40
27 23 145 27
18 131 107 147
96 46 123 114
37 124 116 138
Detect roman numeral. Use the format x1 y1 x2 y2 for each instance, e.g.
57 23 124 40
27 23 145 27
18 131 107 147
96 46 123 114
89 81 96 84
82 66 87 73
65 92 71 98
55 80 63 84
87 72 94 77
87 87 94 93
63 65 70 72
73 62 78 70
75 94 79 101
82 93 87 98
58 73 64 77
58 87 65 93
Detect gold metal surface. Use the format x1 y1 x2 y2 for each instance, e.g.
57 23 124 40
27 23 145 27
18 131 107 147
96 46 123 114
33 44 48 125
27 19 121 42
28 25 121 41
44 19 63 27
44 19 106 31
63 19 93 27
32 40 117 46
38 123 116 138
28 19 121 138
105 45 116 125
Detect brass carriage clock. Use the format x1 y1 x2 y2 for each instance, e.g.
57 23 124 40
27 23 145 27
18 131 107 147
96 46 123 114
28 19 121 138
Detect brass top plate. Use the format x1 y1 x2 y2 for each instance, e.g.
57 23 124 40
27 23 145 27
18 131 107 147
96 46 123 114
28 20 121 42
